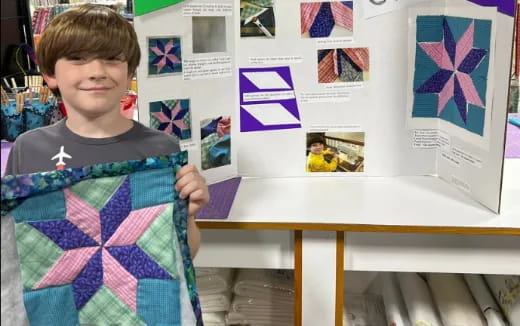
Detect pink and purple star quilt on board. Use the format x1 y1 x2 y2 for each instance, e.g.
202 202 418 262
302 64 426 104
412 15 491 136
1 152 203 326
148 37 182 75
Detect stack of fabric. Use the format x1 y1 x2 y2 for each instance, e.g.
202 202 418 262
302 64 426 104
226 269 294 325
196 268 234 326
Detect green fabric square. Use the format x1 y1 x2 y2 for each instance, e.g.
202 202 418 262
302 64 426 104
137 203 179 279
11 191 66 223
137 279 181 326
15 223 63 289
130 168 175 210
69 175 126 210
79 285 145 326
24 285 79 326
201 133 220 170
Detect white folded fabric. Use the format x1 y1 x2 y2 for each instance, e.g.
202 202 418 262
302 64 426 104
199 291 232 313
427 273 486 326
397 273 442 326
381 273 412 326
464 274 508 326
343 293 387 326
226 311 293 326
485 275 520 326
202 311 226 326
231 294 293 314
197 268 234 295
233 269 294 302
196 267 220 277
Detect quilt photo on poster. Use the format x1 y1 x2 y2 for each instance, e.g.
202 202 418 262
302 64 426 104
0 152 202 326
412 15 491 136
318 48 369 83
149 99 192 141
301 1 353 38
148 36 183 76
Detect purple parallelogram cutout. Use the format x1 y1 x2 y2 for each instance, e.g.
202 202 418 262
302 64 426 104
196 177 241 220
466 0 515 17
239 66 301 132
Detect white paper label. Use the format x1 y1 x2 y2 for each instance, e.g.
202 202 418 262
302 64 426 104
182 3 233 16
437 130 451 149
412 129 439 149
183 56 232 80
309 124 361 132
249 55 303 65
451 147 483 168
243 91 295 102
440 151 460 166
180 140 199 151
324 82 363 89
316 37 354 47
451 175 471 193
299 91 350 103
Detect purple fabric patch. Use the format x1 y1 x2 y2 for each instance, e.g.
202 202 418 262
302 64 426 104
196 177 241 220
458 48 487 73
1 141 13 177
309 2 335 38
29 220 98 250
454 75 468 123
100 178 131 243
416 69 454 93
443 19 457 65
341 1 353 9
505 113 520 158
466 0 515 17
106 245 172 279
72 249 103 309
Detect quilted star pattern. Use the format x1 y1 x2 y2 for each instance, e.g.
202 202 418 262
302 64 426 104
301 1 353 38
149 99 191 141
318 48 369 83
148 37 182 75
412 15 491 136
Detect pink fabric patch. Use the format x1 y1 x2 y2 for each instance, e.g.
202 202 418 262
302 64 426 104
457 73 484 107
455 22 474 68
438 74 455 115
419 42 454 70
149 46 163 57
173 120 189 130
65 189 101 243
318 50 337 83
152 111 171 123
164 40 174 54
34 247 98 289
343 48 370 72
331 2 353 31
301 3 321 34
102 249 138 312
217 117 231 138
156 57 167 73
105 204 167 247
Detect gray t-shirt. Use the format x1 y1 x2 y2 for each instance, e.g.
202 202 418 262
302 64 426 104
5 119 180 175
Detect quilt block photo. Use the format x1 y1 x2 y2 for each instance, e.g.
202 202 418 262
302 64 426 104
150 99 192 141
318 48 370 83
148 36 183 76
1 152 202 326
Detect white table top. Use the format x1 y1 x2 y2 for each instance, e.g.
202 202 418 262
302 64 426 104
200 159 519 229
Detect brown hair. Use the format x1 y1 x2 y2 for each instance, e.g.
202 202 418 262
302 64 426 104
37 4 140 77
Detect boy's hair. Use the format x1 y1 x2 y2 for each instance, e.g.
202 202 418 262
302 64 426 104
37 4 140 77
307 134 325 148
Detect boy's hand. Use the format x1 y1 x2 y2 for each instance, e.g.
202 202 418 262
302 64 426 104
175 164 209 216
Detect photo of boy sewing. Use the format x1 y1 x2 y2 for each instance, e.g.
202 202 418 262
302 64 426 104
306 133 339 172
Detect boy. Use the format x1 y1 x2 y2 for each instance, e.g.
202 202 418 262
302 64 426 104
4 4 208 257
306 133 339 172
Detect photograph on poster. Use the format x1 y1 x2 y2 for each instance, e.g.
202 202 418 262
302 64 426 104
301 1 353 38
192 16 227 54
201 116 231 170
306 132 365 173
148 36 182 75
149 99 192 141
411 15 491 136
240 0 275 38
317 48 369 83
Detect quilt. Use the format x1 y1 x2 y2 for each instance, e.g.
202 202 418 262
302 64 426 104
0 152 203 326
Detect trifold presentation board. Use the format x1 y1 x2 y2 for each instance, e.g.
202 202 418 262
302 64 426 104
134 0 516 213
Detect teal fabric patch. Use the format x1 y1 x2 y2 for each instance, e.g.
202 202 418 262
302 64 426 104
412 93 438 118
137 279 181 326
416 15 443 42
130 167 175 210
439 98 466 128
467 104 485 136
11 191 65 223
474 19 492 51
413 45 439 91
23 285 79 326
445 16 472 41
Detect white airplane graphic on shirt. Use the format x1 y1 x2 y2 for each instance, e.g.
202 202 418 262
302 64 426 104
51 146 72 166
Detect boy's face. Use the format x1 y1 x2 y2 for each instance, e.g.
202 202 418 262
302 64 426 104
44 57 132 118
310 142 324 154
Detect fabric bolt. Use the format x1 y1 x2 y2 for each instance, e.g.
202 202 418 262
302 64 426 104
380 273 411 326
484 275 520 326
427 273 486 326
226 311 293 326
301 1 353 37
464 274 508 326
1 152 203 325
397 273 442 326
148 37 182 75
199 291 232 312
149 99 191 141
202 311 226 326
197 268 234 295
233 269 294 303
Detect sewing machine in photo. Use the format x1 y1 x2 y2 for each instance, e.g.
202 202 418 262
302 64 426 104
306 132 365 173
